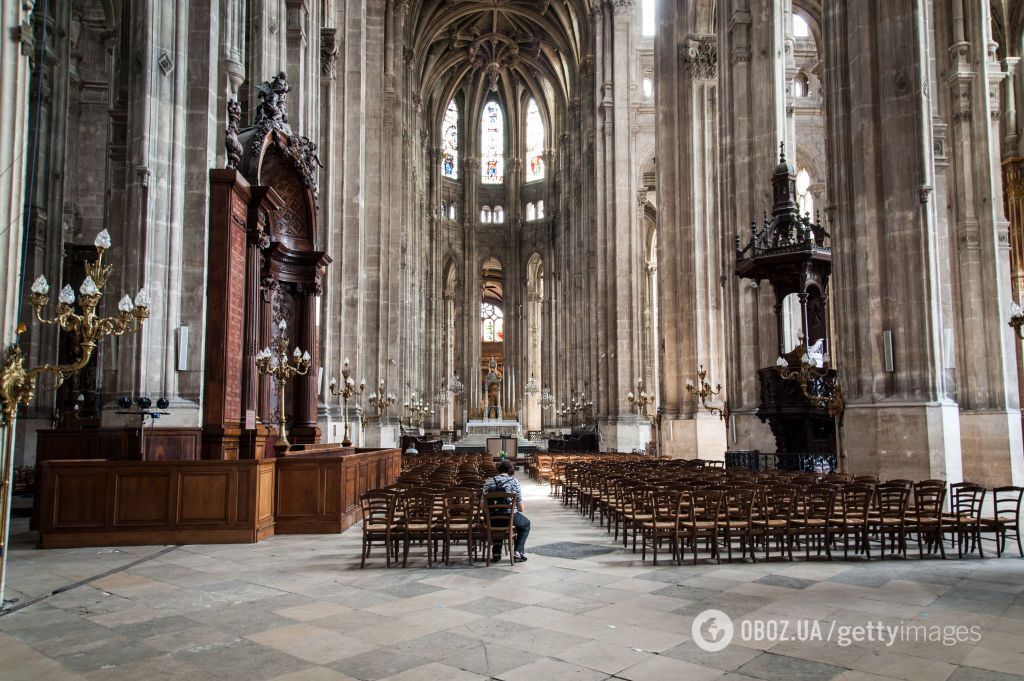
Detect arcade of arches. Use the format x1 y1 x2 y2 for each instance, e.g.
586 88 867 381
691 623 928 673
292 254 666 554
2 1 1024 492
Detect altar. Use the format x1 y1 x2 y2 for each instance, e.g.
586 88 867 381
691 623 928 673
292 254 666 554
465 419 521 437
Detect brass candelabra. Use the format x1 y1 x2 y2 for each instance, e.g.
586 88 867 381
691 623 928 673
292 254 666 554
0 229 150 604
403 393 431 428
626 379 655 419
255 320 311 448
367 378 397 418
328 357 365 447
685 364 727 420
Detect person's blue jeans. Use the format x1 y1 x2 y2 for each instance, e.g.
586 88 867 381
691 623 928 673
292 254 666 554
493 512 531 556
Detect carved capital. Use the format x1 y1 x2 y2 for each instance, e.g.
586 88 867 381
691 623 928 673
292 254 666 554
320 27 340 79
680 36 717 81
608 0 633 18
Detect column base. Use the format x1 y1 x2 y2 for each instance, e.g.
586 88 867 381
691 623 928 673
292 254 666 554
365 417 401 448
659 414 728 460
843 401 963 482
958 409 1024 487
597 417 651 453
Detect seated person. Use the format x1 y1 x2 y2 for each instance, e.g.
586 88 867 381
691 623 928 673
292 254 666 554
482 460 531 562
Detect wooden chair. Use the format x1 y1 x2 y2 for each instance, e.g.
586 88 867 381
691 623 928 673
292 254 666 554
622 485 656 552
871 482 909 559
720 487 757 562
833 483 874 560
944 484 986 558
640 488 683 565
679 489 723 564
910 482 946 559
359 490 398 568
980 486 1024 557
791 484 835 560
442 491 480 565
482 491 516 565
400 491 438 567
754 484 798 561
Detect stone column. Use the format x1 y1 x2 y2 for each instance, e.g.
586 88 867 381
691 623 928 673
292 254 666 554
940 1 1022 486
2 0 38 472
716 0 788 452
823 1 965 483
656 3 728 459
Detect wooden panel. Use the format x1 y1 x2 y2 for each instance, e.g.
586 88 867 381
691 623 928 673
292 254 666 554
276 464 321 517
53 472 107 528
257 463 275 527
114 473 171 525
179 471 232 523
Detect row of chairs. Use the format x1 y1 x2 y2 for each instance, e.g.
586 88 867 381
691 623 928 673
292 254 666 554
558 460 1023 564
359 460 521 568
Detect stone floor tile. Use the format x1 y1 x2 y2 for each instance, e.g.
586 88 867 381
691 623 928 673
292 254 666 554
617 654 726 681
496 656 608 681
246 623 378 665
378 661 487 681
555 639 653 674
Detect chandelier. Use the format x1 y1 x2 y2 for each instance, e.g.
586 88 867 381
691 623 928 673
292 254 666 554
525 374 540 395
433 384 450 407
447 373 464 395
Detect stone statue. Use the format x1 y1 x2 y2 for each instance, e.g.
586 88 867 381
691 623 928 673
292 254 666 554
484 358 501 419
224 99 243 169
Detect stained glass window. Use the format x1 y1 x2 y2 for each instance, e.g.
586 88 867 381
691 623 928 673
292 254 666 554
493 206 504 224
796 169 814 216
526 202 536 221
480 206 491 223
481 303 504 342
525 99 545 182
536 200 545 219
448 203 456 220
641 0 656 36
480 101 504 184
793 14 810 38
441 99 459 179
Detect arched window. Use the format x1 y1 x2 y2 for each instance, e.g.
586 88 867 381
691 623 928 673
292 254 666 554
481 303 504 342
526 202 536 221
796 169 814 216
480 205 492 223
441 99 459 179
641 0 656 37
794 73 809 97
793 14 810 38
536 200 545 219
448 203 457 220
525 99 545 182
642 77 654 98
481 101 505 184
441 201 447 218
493 206 504 224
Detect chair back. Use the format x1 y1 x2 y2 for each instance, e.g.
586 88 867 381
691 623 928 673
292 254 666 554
402 491 436 526
802 484 837 522
912 481 946 519
360 490 395 526
762 485 798 521
875 482 909 518
685 488 723 524
841 484 874 520
993 486 1024 519
483 491 516 527
951 484 986 519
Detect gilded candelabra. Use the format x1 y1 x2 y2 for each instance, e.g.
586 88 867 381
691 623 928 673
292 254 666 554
0 229 150 604
685 364 727 420
404 393 430 428
328 357 365 447
626 379 655 419
1010 302 1024 339
368 378 397 418
255 319 311 448
776 350 846 471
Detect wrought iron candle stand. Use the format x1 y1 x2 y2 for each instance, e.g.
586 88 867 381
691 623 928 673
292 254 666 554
0 229 150 604
329 357 365 447
255 319 311 448
685 364 728 420
1009 302 1024 339
115 395 171 459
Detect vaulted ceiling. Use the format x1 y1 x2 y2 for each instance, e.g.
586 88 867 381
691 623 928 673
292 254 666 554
408 0 595 131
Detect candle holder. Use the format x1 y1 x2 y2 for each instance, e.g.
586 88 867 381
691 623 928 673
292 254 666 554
626 379 655 420
255 319 311 448
368 378 397 419
328 357 365 447
776 351 845 471
685 364 727 420
0 228 150 603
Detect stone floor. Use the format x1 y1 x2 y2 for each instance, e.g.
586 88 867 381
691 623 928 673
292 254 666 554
2 481 1024 681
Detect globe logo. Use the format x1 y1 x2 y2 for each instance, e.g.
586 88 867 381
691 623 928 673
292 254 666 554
692 609 734 652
